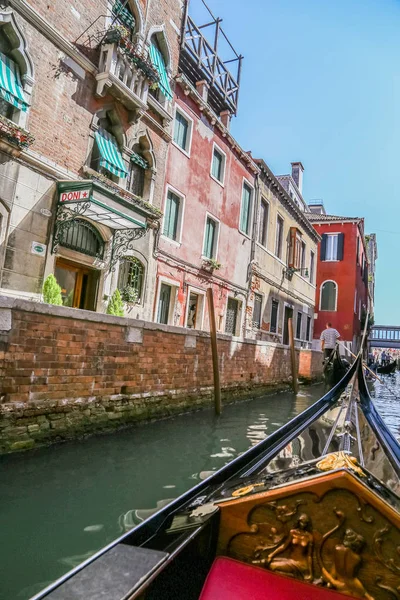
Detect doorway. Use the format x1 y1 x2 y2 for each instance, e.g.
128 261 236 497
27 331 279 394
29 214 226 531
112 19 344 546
55 258 99 311
186 292 204 329
157 283 172 324
283 305 294 345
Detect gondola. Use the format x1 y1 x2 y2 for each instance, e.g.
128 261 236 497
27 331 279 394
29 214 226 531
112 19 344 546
323 346 349 387
377 360 397 374
32 353 400 600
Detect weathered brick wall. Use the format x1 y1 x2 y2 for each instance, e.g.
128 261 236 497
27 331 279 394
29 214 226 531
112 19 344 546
0 297 322 452
298 349 324 382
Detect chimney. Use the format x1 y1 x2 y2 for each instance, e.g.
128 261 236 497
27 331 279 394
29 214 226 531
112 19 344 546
220 109 232 130
291 161 304 194
195 80 209 102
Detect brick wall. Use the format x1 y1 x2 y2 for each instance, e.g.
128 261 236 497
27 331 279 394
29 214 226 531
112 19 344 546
0 297 322 452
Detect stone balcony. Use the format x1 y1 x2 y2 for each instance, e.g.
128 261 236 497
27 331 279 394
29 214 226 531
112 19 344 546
96 40 152 120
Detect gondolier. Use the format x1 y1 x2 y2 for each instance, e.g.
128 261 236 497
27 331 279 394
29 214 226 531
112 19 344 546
320 322 341 360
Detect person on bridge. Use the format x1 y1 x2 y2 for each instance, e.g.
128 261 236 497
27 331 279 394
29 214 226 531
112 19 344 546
320 322 341 361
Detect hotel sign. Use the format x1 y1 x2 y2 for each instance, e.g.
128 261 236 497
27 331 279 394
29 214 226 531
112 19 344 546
59 188 91 203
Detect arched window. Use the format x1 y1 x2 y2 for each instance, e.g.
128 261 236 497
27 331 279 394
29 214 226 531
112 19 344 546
59 219 104 258
90 113 127 181
128 152 147 196
148 34 172 104
320 281 337 311
118 257 145 302
112 0 136 33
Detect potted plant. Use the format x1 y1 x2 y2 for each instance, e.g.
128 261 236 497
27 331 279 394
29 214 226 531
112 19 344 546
120 285 139 304
103 25 129 44
202 258 222 272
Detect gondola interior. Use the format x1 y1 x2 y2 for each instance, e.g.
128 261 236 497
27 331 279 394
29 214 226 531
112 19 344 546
33 356 400 600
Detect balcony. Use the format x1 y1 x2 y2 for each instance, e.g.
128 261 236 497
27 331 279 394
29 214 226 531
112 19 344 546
96 32 159 120
180 2 243 116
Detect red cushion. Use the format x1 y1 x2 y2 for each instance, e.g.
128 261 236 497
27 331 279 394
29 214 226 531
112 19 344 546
199 557 348 600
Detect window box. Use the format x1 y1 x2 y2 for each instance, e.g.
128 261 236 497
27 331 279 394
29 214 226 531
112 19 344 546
0 114 34 149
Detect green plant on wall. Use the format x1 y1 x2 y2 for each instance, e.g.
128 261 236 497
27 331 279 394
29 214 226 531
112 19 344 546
106 289 125 317
42 274 63 306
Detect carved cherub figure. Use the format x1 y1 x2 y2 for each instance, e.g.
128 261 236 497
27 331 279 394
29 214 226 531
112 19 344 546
321 528 374 599
253 513 314 581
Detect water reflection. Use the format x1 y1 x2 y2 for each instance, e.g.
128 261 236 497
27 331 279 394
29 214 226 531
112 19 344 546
0 384 323 599
370 371 400 437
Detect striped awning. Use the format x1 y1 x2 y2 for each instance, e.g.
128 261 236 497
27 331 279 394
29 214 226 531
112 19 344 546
149 44 173 100
0 52 28 112
112 0 135 30
131 151 148 169
95 129 128 179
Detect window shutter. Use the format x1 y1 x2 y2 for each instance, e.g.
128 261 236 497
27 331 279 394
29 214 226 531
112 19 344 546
163 194 172 237
204 218 216 258
337 233 344 260
320 234 327 260
163 192 179 240
240 185 251 234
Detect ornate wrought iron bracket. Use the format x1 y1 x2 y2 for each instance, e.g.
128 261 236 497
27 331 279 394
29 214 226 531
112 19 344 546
110 227 148 271
51 202 92 255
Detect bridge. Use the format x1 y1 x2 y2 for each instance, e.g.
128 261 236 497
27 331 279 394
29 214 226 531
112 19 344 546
369 325 400 348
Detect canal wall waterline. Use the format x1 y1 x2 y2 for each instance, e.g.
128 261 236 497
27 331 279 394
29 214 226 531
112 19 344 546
0 297 323 453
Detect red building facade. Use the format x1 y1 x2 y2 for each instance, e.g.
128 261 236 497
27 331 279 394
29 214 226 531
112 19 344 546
306 208 370 351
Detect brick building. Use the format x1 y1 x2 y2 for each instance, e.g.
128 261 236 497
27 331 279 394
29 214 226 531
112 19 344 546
248 162 320 347
0 0 183 320
306 203 370 352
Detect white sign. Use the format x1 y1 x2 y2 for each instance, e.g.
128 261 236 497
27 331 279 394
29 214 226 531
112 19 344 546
59 189 91 203
31 242 46 256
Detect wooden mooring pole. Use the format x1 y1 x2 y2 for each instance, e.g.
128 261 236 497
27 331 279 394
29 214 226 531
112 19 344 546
206 287 222 415
288 317 299 394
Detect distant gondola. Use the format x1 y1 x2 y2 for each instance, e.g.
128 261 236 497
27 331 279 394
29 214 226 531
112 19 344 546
377 360 397 374
32 347 400 600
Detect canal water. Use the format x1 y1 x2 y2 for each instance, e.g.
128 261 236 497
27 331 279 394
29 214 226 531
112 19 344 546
1 378 399 599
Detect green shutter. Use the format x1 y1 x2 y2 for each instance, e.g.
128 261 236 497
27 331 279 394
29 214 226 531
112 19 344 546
149 43 173 100
163 191 179 240
112 0 135 29
240 184 252 234
174 111 188 150
203 218 216 258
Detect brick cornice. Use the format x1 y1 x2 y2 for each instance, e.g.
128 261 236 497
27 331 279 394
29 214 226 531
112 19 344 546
9 0 97 75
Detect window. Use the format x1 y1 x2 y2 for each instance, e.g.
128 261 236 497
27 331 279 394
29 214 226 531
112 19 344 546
90 117 128 181
59 219 104 258
163 189 183 242
288 227 303 269
356 236 360 264
253 294 262 329
186 291 204 329
354 290 357 314
225 297 241 336
258 199 269 247
239 182 253 236
296 312 302 339
112 0 136 32
211 145 226 184
275 215 284 259
321 233 344 261
203 215 219 259
320 281 337 311
118 257 145 302
173 108 192 154
306 316 312 341
157 283 172 324
128 153 148 197
310 251 315 283
149 36 173 103
301 241 306 272
270 299 279 333
0 51 29 124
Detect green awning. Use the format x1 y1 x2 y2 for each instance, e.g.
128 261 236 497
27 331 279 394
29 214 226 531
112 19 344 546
149 44 173 100
131 152 148 169
0 52 28 112
95 129 128 179
112 0 135 30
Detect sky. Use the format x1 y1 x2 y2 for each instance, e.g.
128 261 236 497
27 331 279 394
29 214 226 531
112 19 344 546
190 0 400 325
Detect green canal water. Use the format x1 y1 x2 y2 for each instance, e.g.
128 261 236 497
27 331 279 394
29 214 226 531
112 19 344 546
3 380 394 600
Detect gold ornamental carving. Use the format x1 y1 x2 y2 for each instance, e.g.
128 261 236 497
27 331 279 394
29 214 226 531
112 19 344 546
223 486 400 599
317 452 365 477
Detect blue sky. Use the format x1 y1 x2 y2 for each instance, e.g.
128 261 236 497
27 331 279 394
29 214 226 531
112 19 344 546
190 0 400 324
